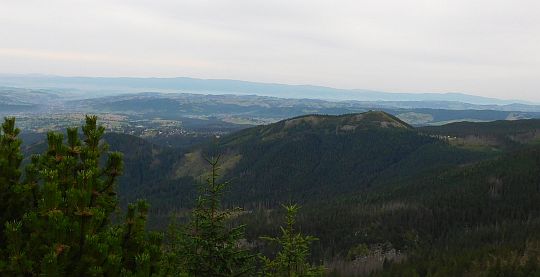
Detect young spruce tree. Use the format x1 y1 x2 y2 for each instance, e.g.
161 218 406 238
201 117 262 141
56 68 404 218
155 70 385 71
169 156 255 276
260 205 324 277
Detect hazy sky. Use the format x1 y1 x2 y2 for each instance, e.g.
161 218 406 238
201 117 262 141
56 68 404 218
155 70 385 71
1 0 539 101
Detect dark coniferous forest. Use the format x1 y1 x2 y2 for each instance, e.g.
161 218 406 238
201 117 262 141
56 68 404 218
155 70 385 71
3 112 540 276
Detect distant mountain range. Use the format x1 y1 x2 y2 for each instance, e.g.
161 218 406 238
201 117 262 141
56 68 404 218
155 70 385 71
4 87 540 126
0 74 534 105
3 74 540 128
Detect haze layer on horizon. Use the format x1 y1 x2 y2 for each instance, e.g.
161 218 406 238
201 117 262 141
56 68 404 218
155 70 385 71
1 0 539 101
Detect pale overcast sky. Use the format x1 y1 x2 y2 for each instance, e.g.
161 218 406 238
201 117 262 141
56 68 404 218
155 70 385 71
1 0 539 100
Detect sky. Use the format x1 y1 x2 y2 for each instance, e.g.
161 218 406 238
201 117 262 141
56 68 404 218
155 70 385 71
1 0 539 101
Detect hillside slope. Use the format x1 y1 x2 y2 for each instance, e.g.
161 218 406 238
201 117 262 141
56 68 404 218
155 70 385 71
372 145 540 275
18 113 540 275
168 111 489 208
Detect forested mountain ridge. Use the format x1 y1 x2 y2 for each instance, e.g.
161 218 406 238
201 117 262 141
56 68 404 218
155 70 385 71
170 112 540 275
21 111 500 217
12 112 540 275
419 119 540 150
167 111 488 209
21 111 490 223
222 111 413 143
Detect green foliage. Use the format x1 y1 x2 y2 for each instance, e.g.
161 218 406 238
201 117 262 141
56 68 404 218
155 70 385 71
347 243 370 261
0 117 27 254
167 156 256 276
260 205 324 277
1 116 163 276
